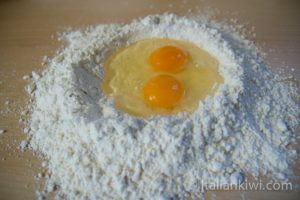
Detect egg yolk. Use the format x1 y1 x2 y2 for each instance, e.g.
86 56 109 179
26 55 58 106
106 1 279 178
149 46 187 73
143 75 184 109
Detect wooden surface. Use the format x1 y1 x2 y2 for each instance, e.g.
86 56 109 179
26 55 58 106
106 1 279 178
0 0 300 199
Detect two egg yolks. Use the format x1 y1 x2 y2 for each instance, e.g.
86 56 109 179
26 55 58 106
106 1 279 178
143 46 187 109
102 38 223 117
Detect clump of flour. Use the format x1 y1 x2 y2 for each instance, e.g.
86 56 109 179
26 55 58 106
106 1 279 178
24 14 299 199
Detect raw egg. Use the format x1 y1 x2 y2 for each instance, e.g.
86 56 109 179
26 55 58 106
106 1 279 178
149 45 187 73
143 75 184 109
102 38 223 117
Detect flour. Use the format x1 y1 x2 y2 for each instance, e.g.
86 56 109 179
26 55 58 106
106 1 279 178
24 14 299 199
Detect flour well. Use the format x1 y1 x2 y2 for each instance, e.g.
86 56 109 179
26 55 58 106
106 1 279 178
25 14 299 199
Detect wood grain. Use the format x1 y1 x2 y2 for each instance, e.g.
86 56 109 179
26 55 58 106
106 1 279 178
0 0 300 199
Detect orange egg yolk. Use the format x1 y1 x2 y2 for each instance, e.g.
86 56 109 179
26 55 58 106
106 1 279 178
149 46 187 73
143 75 184 109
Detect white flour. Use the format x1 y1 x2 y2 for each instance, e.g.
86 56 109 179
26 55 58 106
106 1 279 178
24 14 299 199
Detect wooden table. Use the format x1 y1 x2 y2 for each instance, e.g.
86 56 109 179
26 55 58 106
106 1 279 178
0 0 299 199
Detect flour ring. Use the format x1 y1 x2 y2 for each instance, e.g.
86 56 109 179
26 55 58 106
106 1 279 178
26 14 299 200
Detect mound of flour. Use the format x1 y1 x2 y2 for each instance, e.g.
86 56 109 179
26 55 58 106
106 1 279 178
25 14 299 199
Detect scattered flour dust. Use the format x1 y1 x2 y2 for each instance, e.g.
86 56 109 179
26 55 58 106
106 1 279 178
24 14 299 199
